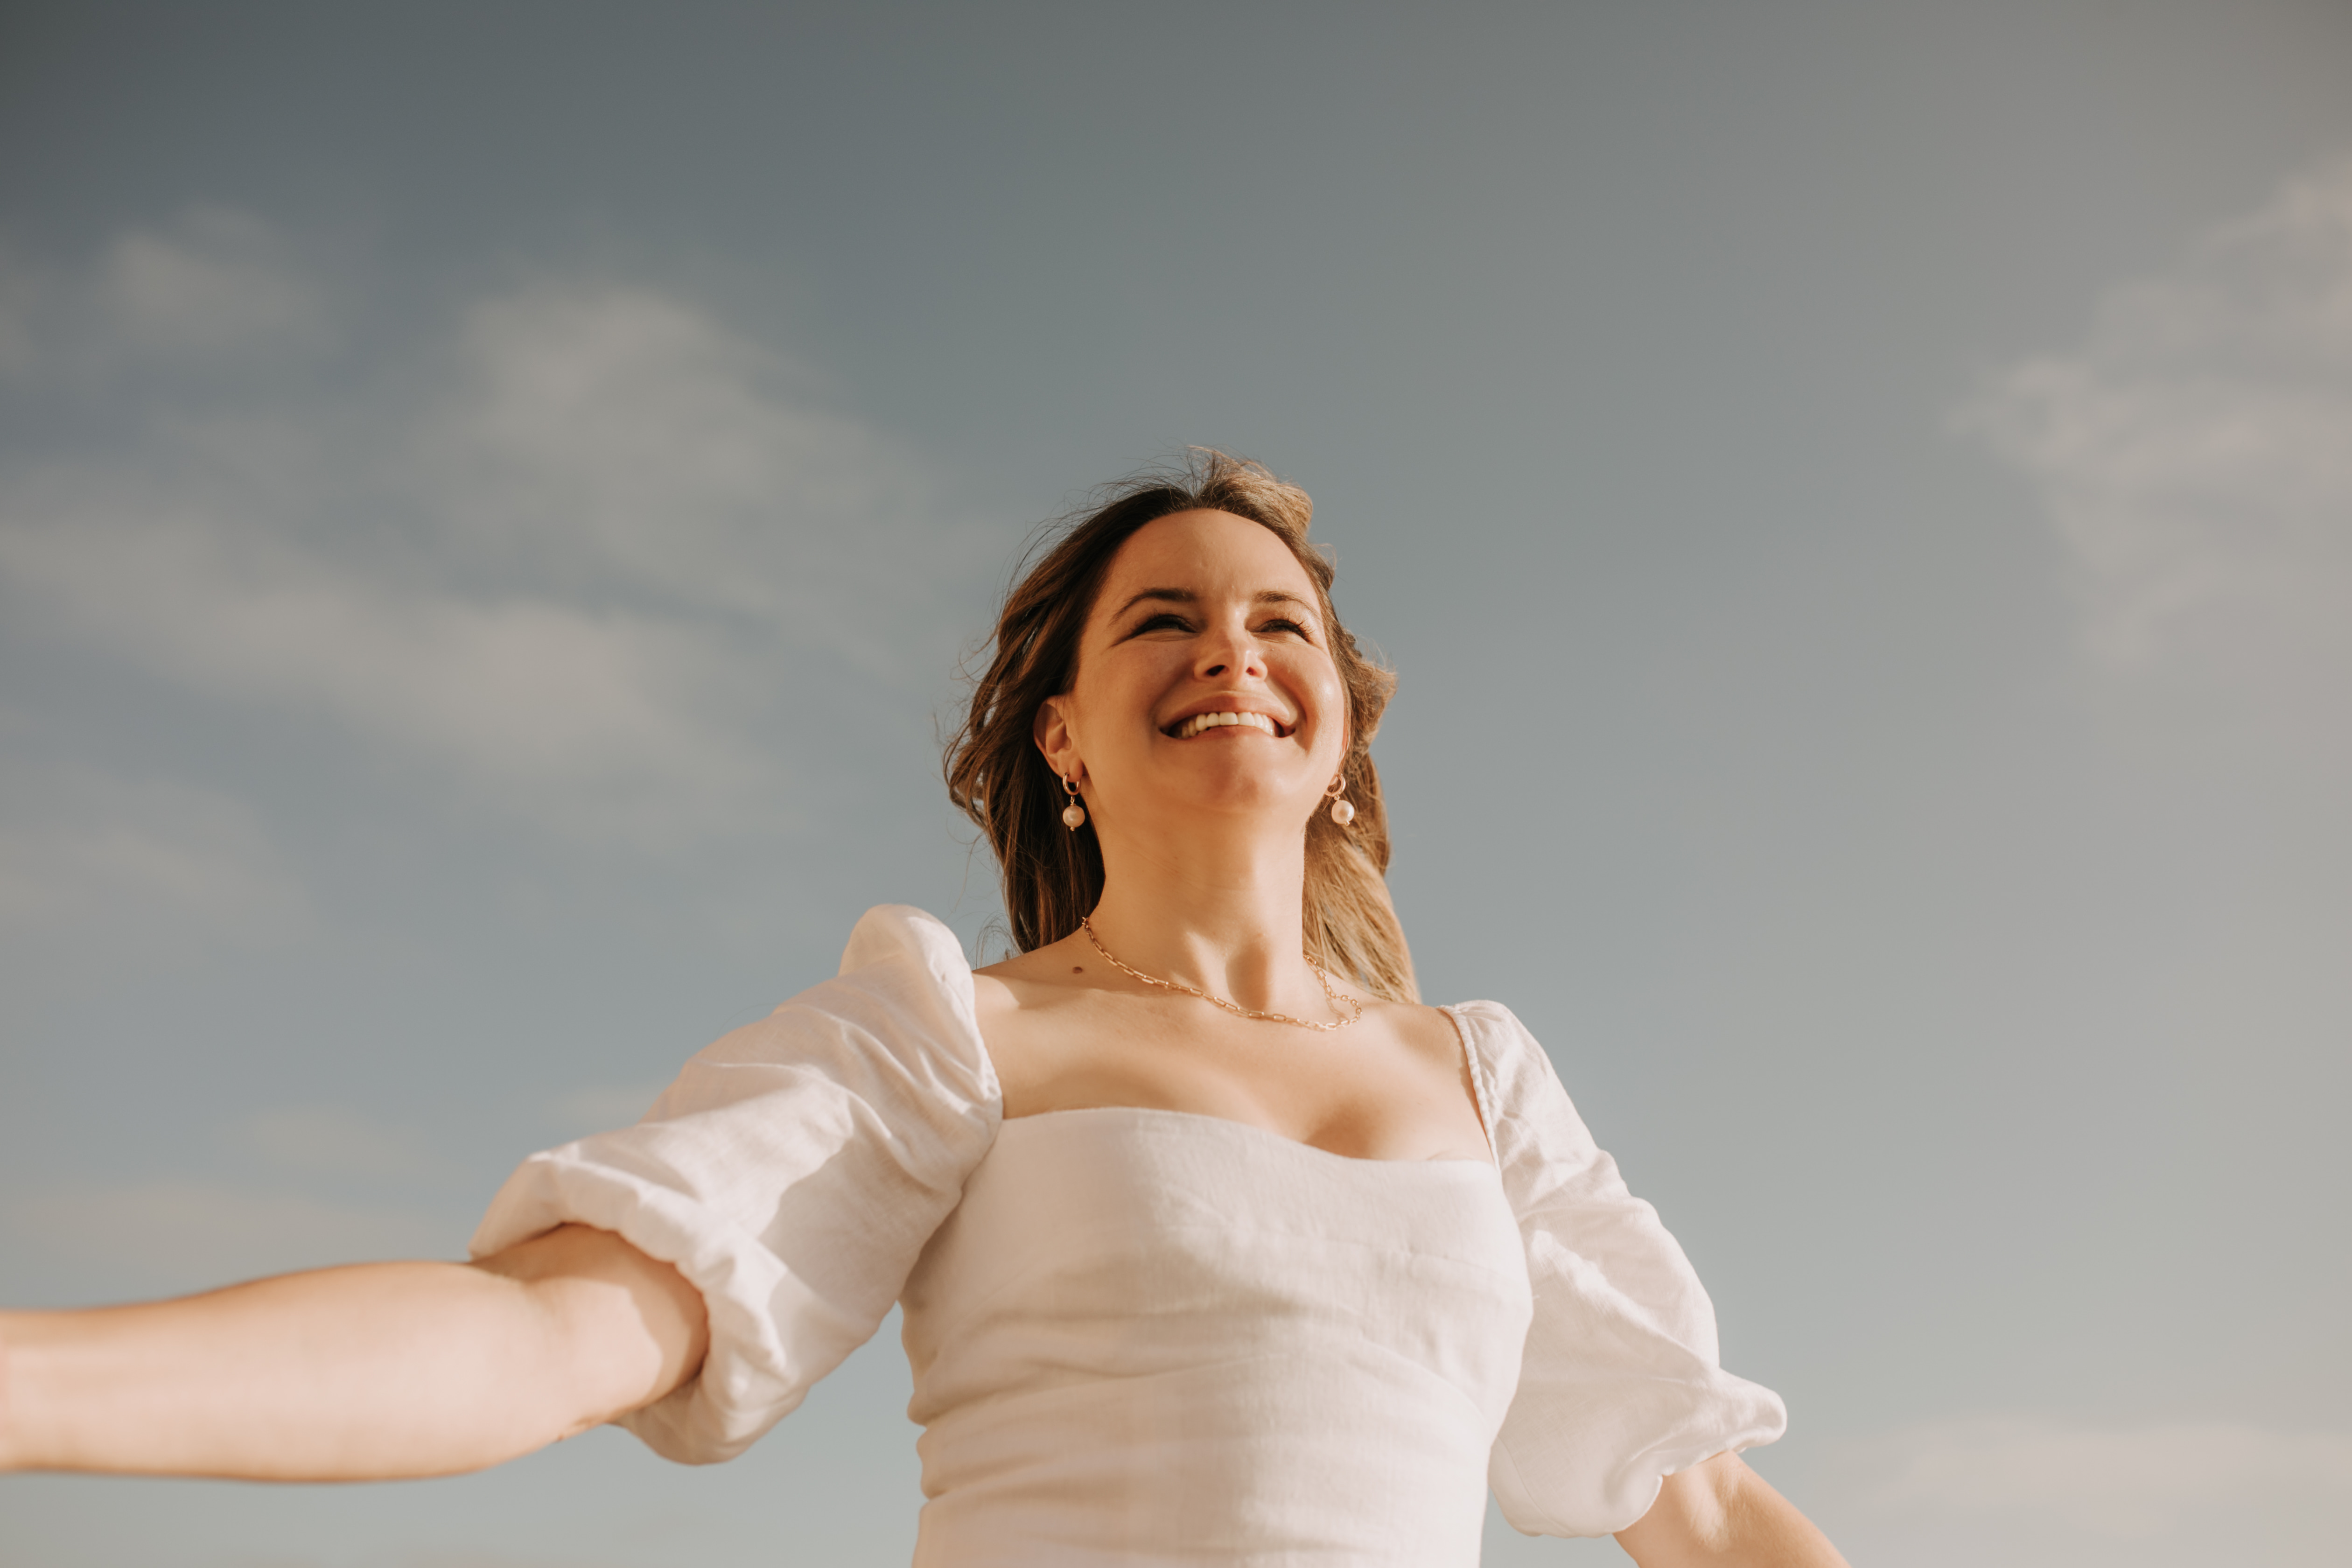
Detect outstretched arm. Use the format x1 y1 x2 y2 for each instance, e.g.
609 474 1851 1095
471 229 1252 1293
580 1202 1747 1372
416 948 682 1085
0 1223 707 1481
1614 1451 1850 1568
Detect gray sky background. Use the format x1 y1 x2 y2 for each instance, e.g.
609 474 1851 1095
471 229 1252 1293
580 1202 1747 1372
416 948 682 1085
2 3 2348 1564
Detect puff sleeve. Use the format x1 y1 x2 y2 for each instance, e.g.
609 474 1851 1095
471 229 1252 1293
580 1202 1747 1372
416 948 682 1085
469 905 1000 1464
1455 1001 1788 1537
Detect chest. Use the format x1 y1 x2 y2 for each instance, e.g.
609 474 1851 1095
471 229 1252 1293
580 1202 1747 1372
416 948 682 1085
983 994 1489 1162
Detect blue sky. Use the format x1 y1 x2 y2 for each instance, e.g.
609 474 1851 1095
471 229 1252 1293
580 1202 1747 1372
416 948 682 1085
3 3 2349 1563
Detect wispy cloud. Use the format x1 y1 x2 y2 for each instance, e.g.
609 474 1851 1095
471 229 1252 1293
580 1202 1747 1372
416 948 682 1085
1962 157 2352 683
91 208 335 363
225 1106 443 1182
0 207 333 383
426 283 957 678
0 213 992 853
0 760 308 944
5 1179 454 1287
0 495 786 842
1862 1414 2352 1537
4 1105 469 1297
546 1082 667 1139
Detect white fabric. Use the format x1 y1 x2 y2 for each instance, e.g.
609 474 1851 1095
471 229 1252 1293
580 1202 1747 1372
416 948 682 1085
900 1108 1531 1565
471 905 999 1461
472 905 1786 1555
1457 999 1789 1535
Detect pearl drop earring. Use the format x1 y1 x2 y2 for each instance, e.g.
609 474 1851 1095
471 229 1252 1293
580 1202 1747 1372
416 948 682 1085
1061 775 1087 830
1325 774 1355 827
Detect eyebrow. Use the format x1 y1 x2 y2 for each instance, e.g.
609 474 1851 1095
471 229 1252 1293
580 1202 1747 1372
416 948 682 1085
1111 587 1315 619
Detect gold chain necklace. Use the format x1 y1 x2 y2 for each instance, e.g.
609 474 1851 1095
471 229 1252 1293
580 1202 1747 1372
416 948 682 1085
1080 915 1365 1031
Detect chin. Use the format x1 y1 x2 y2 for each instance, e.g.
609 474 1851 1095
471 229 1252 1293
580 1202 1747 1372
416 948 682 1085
1163 774 1314 822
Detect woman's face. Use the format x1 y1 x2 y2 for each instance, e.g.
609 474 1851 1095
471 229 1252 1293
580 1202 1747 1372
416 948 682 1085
1039 509 1347 840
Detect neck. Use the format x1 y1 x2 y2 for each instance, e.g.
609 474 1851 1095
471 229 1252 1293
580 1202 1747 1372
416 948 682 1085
1084 812 1324 1014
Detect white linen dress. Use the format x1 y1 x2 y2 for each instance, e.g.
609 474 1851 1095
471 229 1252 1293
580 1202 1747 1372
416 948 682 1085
472 906 1787 1565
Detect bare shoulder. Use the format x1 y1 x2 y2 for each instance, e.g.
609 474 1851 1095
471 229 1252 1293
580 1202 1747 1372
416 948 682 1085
969 965 1020 1023
969 936 1093 1075
967 961 1029 1041
1323 971 1466 1071
972 939 1081 1013
1382 999 1470 1070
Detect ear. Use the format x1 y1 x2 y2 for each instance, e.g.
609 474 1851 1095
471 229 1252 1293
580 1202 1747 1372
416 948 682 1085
1033 694 1082 785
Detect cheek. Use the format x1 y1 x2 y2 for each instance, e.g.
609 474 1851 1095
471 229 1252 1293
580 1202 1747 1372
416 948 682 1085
1295 659 1349 736
1069 646 1172 737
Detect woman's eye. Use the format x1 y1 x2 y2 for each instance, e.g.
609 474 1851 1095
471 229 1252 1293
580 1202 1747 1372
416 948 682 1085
1134 613 1192 633
1260 618 1309 637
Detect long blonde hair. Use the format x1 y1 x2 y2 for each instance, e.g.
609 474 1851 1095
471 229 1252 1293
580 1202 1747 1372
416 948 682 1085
945 451 1417 1001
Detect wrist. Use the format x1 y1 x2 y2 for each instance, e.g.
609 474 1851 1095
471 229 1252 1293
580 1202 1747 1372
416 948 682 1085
0 1309 131 1475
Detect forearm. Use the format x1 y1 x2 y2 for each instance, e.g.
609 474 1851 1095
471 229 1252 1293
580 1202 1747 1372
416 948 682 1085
1615 1452 1850 1568
0 1226 705 1482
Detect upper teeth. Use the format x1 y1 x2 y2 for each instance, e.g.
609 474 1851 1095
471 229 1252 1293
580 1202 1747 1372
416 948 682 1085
1175 711 1279 739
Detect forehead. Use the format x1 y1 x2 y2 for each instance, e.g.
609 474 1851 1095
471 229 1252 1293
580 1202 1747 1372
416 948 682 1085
1094 509 1318 608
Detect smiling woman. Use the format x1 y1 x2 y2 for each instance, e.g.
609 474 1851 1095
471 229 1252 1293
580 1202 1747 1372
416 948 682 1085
946 455 1411 1000
0 452 1848 1568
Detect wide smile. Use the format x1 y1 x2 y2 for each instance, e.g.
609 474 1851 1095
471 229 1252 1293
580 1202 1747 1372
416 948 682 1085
1164 710 1294 740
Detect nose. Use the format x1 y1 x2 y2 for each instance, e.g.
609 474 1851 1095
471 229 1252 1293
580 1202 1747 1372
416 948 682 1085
1195 617 1268 681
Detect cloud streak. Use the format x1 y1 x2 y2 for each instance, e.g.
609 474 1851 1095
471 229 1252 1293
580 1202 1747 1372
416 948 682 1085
4 1179 454 1288
1963 157 2352 683
227 1106 445 1182
546 1082 667 1140
1862 1414 2352 1539
0 214 990 854
92 208 335 363
0 761 308 944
